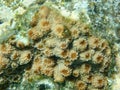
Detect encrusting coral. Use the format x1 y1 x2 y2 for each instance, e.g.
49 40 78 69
0 55 9 73
0 5 116 90
19 50 32 65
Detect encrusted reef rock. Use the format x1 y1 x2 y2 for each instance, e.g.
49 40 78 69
0 5 116 90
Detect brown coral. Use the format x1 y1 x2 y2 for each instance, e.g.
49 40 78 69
99 39 109 50
88 36 100 49
80 64 91 74
38 19 51 31
73 68 80 77
69 50 78 61
73 38 87 51
75 80 87 90
19 51 32 65
25 6 113 89
28 27 43 40
92 74 107 88
16 40 25 48
38 5 50 18
41 67 54 76
82 74 93 84
0 43 13 55
0 5 114 89
43 48 53 57
31 56 42 74
92 51 104 64
54 62 71 82
43 58 55 67
52 24 65 38
11 51 20 60
70 27 80 39
80 49 94 61
0 55 9 72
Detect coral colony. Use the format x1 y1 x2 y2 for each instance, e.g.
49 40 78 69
0 5 116 90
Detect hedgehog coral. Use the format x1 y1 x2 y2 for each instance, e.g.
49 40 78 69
54 65 65 82
80 23 90 34
70 26 80 39
72 68 80 77
75 80 87 90
28 27 43 40
45 37 58 48
38 19 51 32
43 48 53 57
80 49 94 61
82 74 93 84
91 74 107 88
35 41 45 50
16 40 25 48
0 55 9 73
22 5 114 90
104 47 111 56
79 64 91 74
69 50 78 61
11 51 20 60
54 61 71 82
59 41 69 50
100 57 110 72
59 50 69 59
11 62 18 69
31 56 43 74
52 24 65 38
41 67 54 77
64 60 72 66
0 5 116 90
19 51 32 65
43 58 55 67
38 5 50 18
88 36 100 49
53 47 69 59
0 43 13 55
30 12 39 27
31 56 55 77
99 39 109 50
73 37 88 51
92 51 104 64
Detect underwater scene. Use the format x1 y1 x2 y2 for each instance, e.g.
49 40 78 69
0 0 120 90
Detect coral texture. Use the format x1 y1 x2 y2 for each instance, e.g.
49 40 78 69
26 5 113 90
0 5 115 90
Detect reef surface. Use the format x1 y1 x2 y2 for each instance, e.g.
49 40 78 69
0 0 120 90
